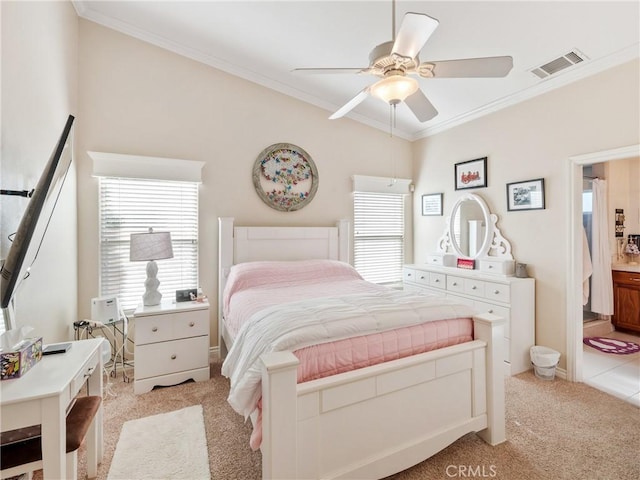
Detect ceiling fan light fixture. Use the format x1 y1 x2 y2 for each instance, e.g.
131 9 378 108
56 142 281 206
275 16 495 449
370 75 418 105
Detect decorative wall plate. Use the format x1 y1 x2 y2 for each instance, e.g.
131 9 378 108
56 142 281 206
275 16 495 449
253 143 318 212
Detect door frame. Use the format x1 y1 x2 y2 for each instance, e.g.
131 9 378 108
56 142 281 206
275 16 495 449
566 144 640 381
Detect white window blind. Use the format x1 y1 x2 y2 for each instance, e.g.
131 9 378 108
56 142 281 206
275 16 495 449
99 177 198 311
353 192 404 284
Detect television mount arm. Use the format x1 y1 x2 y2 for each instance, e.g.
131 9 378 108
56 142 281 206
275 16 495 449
1 189 34 198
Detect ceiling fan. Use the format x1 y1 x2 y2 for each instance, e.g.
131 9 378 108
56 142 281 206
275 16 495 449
293 1 513 123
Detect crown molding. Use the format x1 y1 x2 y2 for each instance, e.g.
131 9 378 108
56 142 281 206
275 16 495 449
74 3 638 143
411 43 640 141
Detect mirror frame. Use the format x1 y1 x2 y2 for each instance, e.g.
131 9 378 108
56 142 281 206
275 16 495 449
449 193 493 259
437 193 514 260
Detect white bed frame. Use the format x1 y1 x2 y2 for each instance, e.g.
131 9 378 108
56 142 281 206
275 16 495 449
218 217 505 480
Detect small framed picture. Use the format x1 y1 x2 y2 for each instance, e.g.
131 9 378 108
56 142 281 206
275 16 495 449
422 193 443 216
455 157 487 190
506 178 545 211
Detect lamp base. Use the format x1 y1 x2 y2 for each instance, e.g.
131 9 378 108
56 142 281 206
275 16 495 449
143 260 163 306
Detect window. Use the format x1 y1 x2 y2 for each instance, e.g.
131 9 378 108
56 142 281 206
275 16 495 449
99 177 198 311
353 191 405 284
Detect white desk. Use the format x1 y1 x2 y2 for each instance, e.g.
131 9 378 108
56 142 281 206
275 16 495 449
0 338 104 479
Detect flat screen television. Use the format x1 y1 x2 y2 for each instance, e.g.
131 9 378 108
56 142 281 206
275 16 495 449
1 115 75 330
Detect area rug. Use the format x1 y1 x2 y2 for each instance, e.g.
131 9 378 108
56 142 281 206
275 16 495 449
583 337 640 355
107 405 210 479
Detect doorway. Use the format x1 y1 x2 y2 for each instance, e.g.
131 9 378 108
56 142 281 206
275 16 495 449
566 144 640 382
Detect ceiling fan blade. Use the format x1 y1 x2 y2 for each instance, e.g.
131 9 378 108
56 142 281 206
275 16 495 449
404 89 438 122
292 67 369 75
329 87 371 120
391 12 439 60
424 56 513 78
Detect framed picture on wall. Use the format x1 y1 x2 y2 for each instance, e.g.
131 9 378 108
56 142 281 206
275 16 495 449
421 193 443 216
506 178 545 211
454 157 487 190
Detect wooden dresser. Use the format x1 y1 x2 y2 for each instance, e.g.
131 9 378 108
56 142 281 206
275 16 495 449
612 270 640 333
403 264 535 375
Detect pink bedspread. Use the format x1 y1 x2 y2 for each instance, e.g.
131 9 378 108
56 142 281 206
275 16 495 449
221 260 474 450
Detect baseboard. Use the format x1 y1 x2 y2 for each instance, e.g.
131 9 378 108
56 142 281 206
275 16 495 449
209 346 220 363
555 366 567 380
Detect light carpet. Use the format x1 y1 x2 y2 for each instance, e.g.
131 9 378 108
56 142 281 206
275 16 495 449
107 404 210 480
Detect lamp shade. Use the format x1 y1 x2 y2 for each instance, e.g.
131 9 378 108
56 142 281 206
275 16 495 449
129 229 174 261
370 75 419 104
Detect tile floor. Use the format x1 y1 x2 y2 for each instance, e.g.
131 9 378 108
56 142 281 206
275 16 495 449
582 329 640 407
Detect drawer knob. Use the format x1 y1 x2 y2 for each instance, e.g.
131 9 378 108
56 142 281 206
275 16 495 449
488 265 494 269
488 309 494 314
189 322 195 327
435 279 440 283
171 354 177 360
472 286 477 290
152 327 158 332
494 290 500 294
452 282 458 286
420 276 425 280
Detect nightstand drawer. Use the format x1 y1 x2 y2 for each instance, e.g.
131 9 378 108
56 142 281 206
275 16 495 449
136 309 208 345
135 335 209 379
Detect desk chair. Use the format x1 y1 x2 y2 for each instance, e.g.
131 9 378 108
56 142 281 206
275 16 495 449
0 396 102 480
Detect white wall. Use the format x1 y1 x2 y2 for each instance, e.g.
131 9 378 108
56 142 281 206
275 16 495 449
76 20 413 343
412 60 640 369
0 1 78 341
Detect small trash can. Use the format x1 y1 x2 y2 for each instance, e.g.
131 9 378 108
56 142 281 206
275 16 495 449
530 346 560 380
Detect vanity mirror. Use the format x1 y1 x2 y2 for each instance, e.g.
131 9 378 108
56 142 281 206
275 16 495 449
437 193 513 266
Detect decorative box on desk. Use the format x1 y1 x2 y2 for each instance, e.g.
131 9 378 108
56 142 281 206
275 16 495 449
1 337 43 380
133 300 210 394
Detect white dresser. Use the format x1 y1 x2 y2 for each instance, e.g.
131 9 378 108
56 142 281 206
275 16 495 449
133 300 210 394
403 264 535 375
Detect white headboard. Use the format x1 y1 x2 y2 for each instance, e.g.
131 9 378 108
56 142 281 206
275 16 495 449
217 217 350 339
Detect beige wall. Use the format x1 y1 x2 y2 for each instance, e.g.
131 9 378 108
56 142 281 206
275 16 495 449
76 20 413 343
607 157 640 261
1 1 78 341
412 60 640 369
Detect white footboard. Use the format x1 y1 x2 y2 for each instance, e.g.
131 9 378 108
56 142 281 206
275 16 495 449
260 313 505 480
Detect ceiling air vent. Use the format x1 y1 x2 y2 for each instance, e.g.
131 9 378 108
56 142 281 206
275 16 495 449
530 50 587 79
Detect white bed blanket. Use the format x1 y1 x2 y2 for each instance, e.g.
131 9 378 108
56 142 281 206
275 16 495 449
221 290 475 418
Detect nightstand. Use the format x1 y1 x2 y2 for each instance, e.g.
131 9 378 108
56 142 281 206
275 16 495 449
133 300 210 394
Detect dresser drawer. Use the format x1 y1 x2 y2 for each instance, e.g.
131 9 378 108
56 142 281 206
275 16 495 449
446 275 465 294
484 282 510 303
135 309 209 345
403 268 417 283
474 302 510 338
478 258 514 276
135 335 210 379
429 272 446 290
464 279 485 298
426 255 444 266
414 270 430 286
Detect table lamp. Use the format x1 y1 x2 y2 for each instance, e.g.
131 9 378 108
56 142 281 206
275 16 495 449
130 228 174 306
